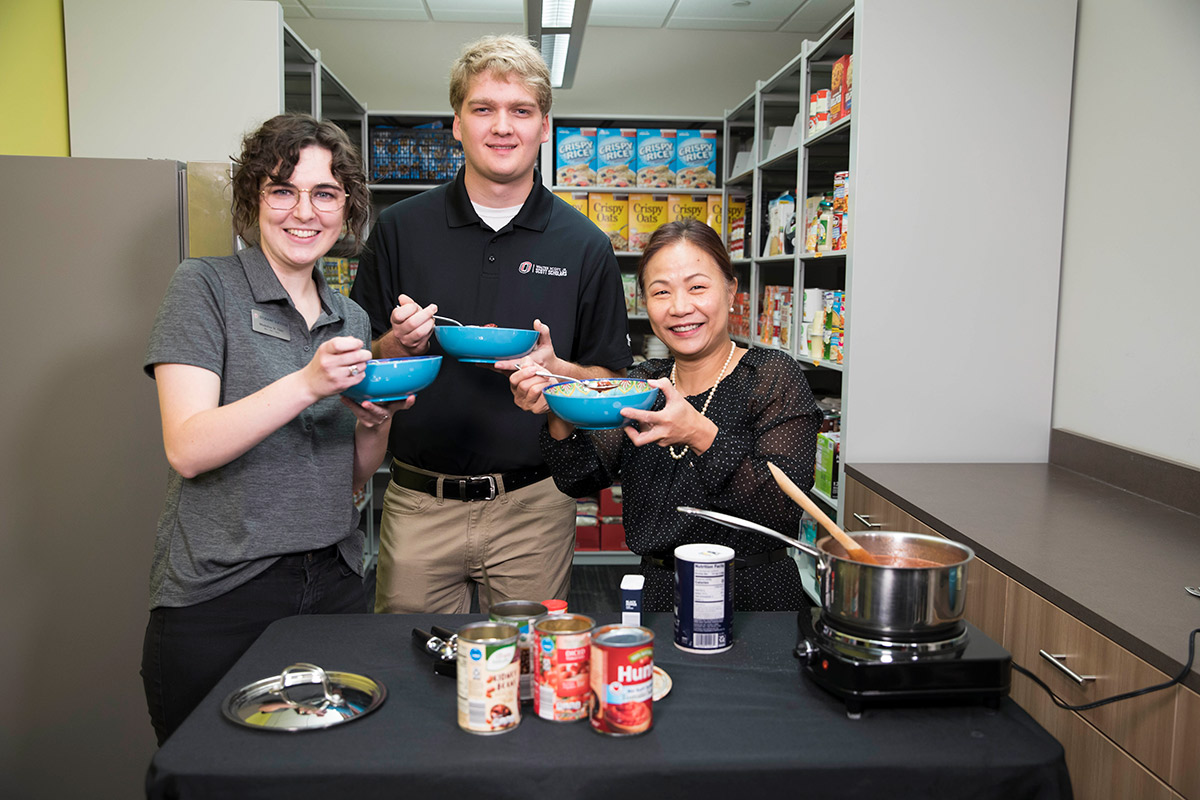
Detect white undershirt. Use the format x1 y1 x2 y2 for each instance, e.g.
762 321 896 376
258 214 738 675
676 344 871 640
472 201 523 231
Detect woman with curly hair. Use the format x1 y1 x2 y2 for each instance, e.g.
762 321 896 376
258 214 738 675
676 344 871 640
140 114 409 744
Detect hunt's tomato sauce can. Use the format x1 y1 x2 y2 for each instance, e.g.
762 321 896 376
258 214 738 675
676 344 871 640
533 613 595 721
456 621 521 735
589 625 654 736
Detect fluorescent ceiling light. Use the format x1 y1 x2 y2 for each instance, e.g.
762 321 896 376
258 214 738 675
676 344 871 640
542 0 575 27
526 0 591 89
540 33 570 88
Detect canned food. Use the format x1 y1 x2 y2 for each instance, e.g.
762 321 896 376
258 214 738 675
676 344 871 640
489 600 549 703
589 625 654 736
674 543 734 653
456 622 521 735
533 613 595 721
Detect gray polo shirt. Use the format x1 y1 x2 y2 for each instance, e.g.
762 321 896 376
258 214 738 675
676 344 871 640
144 246 368 609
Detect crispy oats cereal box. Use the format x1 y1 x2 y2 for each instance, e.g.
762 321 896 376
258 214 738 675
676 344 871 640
667 194 708 225
556 127 596 186
589 193 629 252
629 194 668 252
554 191 591 217
596 128 637 187
706 195 723 235
636 129 676 188
674 130 717 189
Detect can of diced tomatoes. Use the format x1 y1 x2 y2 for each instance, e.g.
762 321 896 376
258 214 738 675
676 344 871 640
456 621 521 735
533 613 595 721
489 600 549 703
589 624 654 736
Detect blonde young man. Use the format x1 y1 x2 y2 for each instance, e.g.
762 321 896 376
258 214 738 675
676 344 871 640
351 34 632 613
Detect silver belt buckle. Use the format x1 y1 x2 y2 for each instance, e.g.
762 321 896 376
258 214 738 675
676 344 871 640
461 475 497 501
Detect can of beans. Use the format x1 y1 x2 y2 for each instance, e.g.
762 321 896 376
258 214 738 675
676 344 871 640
456 621 521 735
533 613 595 721
489 600 549 703
673 543 734 653
589 624 654 736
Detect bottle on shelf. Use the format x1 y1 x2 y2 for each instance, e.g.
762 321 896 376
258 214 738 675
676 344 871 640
816 201 834 253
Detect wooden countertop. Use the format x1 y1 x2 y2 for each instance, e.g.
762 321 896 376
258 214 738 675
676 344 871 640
845 462 1200 692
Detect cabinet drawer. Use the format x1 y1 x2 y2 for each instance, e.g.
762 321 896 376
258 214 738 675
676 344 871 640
842 477 939 536
962 557 1009 645
1173 685 1200 798
1012 673 1179 800
1005 582 1176 780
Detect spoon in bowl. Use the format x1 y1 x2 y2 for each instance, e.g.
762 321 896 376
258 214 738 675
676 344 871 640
432 314 464 326
536 371 621 394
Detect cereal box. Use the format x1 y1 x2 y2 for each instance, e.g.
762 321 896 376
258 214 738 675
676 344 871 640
595 128 637 187
556 127 596 186
727 196 747 256
667 194 708 225
554 191 590 217
589 193 629 252
706 195 723 235
674 130 717 189
636 129 676 188
629 193 668 252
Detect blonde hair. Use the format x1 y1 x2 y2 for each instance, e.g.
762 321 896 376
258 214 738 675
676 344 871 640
449 34 553 115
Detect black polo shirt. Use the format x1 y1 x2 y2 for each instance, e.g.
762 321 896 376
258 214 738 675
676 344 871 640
352 169 633 475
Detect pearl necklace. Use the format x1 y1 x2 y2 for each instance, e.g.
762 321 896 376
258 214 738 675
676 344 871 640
668 340 738 460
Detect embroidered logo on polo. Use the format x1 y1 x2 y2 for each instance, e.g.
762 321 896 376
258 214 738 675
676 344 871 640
518 260 567 277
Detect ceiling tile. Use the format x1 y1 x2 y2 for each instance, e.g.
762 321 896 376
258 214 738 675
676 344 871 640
426 0 524 23
779 0 852 34
668 0 804 29
305 7 430 21
588 0 674 28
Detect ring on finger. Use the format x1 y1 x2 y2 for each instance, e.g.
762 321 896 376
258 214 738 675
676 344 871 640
349 365 359 376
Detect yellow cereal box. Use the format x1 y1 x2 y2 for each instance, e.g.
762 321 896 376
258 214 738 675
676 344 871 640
555 191 590 217
668 194 708 225
589 193 629 252
707 196 723 235
629 193 668 252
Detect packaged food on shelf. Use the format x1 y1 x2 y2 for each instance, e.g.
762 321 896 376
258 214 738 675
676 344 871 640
595 128 637 187
600 517 627 551
556 127 597 186
809 111 828 137
636 129 676 188
629 193 667 252
833 170 850 213
814 431 840 498
757 285 793 347
370 125 465 183
706 195 723 234
816 201 834 253
674 129 717 189
575 520 600 551
730 291 751 339
829 54 852 122
667 194 708 225
726 196 747 255
802 287 823 323
554 190 590 217
764 191 796 257
589 193 629 252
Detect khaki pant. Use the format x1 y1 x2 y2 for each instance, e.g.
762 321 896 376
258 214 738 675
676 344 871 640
374 463 578 614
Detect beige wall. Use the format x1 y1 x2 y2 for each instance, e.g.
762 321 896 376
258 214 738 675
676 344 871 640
1052 0 1200 468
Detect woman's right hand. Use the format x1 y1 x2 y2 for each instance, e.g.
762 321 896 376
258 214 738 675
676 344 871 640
301 336 374 400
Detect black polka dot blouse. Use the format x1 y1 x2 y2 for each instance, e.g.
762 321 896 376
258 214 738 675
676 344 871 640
540 347 824 612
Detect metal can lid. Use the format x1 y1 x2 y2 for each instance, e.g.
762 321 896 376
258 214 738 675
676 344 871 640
457 621 519 644
533 613 595 635
592 624 654 648
541 599 568 614
674 543 735 563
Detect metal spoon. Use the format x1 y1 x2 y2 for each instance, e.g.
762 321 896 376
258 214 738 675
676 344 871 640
432 314 464 326
676 506 821 559
536 371 621 393
1187 586 1200 598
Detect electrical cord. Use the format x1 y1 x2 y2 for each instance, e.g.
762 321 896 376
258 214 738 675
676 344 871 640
1011 628 1199 712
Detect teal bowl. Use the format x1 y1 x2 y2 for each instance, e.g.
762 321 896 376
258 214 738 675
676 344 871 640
434 325 538 363
342 356 442 403
543 379 660 430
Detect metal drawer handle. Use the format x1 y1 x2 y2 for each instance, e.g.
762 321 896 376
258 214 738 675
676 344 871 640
1039 650 1097 685
852 513 883 529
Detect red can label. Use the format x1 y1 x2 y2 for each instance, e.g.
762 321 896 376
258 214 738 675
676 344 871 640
533 614 595 722
589 625 654 736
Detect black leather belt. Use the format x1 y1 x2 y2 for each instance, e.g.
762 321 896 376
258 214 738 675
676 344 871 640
390 460 550 502
643 547 793 571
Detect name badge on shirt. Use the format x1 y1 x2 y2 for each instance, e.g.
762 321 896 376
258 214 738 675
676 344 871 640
251 308 290 341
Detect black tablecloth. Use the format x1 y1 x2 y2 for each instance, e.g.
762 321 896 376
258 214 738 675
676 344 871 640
147 612 1071 800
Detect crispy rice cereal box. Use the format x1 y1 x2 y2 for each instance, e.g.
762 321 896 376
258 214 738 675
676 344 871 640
668 194 708 225
589 193 629 252
674 130 718 189
636 129 676 188
595 128 637 187
556 128 596 186
554 191 590 217
629 194 668 252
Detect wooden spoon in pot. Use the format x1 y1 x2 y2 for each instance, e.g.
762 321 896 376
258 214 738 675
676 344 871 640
766 461 881 565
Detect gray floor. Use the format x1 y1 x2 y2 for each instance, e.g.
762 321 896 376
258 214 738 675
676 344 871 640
362 564 627 614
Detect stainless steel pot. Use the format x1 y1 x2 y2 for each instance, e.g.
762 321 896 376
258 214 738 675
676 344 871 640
676 507 974 639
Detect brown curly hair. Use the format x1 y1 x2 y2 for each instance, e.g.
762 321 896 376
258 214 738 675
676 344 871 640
230 114 369 256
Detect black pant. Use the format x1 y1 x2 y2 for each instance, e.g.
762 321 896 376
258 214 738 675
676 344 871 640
140 545 366 745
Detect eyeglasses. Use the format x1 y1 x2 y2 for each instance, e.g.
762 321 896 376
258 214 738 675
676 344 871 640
260 183 347 212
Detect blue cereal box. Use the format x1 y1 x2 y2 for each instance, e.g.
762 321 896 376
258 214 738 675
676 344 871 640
636 129 676 188
674 130 718 189
595 128 637 187
556 127 596 186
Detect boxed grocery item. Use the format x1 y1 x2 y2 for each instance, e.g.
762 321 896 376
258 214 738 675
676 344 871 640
595 128 637 187
668 194 708 225
370 126 465 183
727 196 747 253
814 431 840 498
674 129 717 189
589 192 629 252
600 518 627 551
599 485 623 517
575 517 600 550
730 291 751 339
764 191 796 257
620 273 639 315
829 55 852 122
556 127 596 186
629 193 668 251
636 129 676 188
706 195 723 234
554 190 590 217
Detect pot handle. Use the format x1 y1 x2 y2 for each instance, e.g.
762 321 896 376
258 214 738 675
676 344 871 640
676 506 822 559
